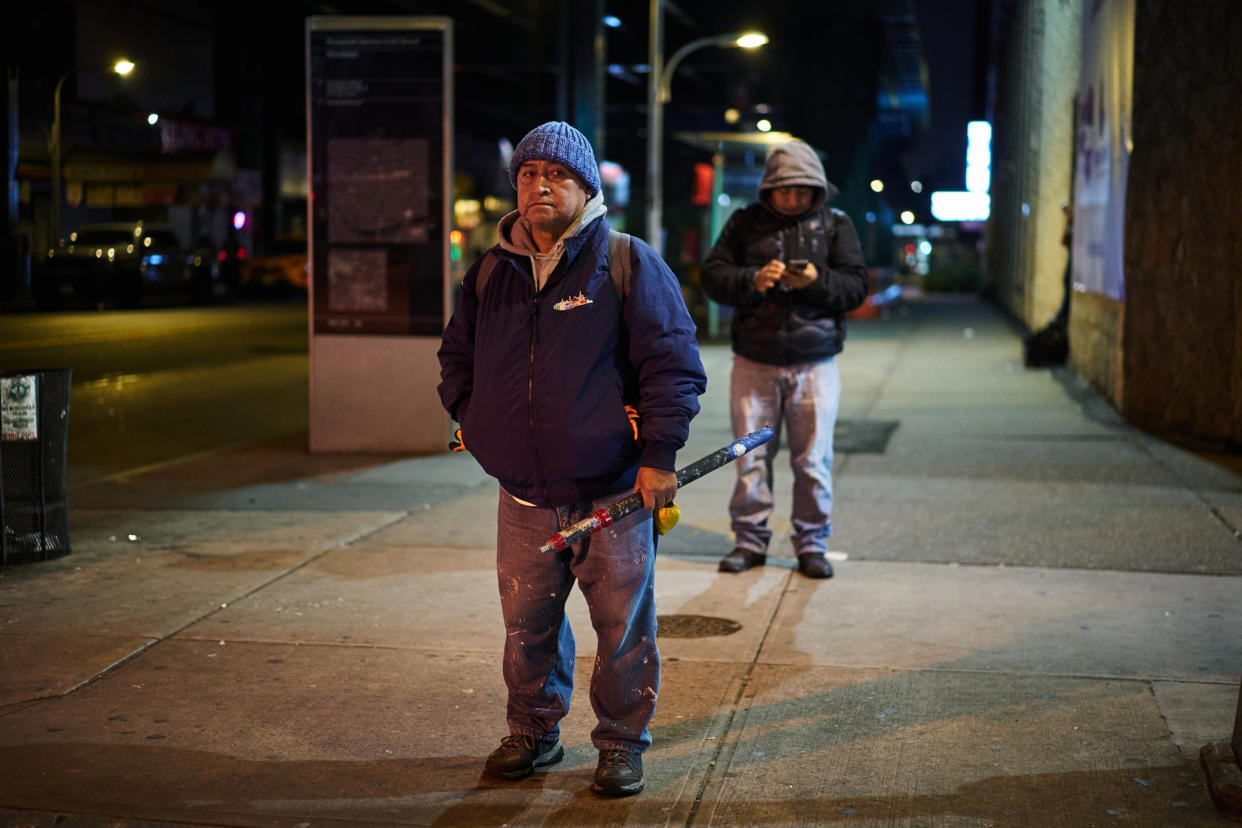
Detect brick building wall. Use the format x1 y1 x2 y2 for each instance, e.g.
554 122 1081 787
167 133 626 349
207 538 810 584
1028 4 1080 329
1121 0 1242 448
989 0 1241 449
985 0 1081 330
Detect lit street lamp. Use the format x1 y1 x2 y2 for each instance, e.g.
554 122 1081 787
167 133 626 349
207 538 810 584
49 59 134 244
646 0 766 255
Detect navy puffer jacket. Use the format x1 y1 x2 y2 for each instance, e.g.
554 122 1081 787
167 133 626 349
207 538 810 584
437 215 706 508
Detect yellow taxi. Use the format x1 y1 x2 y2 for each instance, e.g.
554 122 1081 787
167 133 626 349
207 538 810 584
239 235 308 294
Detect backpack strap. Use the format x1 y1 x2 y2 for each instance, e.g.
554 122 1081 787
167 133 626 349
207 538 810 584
606 229 631 302
823 205 841 245
473 247 501 298
474 230 633 301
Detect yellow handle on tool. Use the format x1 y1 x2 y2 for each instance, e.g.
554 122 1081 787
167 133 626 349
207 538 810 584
654 503 680 535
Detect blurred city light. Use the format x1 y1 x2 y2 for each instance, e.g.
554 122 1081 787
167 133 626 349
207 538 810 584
114 59 135 75
930 191 990 221
736 32 769 48
756 119 772 132
870 179 884 192
966 120 991 193
599 161 630 207
900 210 915 224
602 15 621 27
147 112 159 125
453 199 482 229
930 120 993 222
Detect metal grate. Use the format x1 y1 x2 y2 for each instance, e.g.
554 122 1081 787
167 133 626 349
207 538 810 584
657 614 742 639
834 418 901 454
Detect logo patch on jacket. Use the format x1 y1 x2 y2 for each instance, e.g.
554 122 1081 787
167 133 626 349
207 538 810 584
554 292 593 311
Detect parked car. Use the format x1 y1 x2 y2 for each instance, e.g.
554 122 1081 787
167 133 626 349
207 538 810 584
35 221 192 308
239 236 308 296
186 236 240 304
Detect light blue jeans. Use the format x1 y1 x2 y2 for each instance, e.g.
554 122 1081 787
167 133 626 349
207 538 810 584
728 354 841 556
495 489 659 753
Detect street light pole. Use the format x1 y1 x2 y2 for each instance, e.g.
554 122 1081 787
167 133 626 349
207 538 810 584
48 60 133 245
645 0 664 254
49 71 69 246
644 11 767 256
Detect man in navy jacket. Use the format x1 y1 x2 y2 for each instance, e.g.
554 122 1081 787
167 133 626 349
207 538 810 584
437 121 706 797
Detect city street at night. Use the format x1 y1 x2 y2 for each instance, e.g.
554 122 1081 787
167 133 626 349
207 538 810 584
3 0 1241 823
0 301 310 487
0 295 1239 825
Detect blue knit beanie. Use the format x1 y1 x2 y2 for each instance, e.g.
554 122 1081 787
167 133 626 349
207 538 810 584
508 121 601 197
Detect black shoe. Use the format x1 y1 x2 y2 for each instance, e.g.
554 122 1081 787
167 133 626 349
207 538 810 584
797 552 833 579
484 733 564 780
718 548 766 573
592 749 644 796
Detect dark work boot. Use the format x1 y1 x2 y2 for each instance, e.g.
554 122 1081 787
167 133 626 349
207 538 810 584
484 734 563 780
718 548 766 573
592 749 644 796
797 552 834 579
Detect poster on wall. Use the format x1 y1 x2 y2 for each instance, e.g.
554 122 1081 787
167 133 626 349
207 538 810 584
1072 0 1134 301
307 17 452 335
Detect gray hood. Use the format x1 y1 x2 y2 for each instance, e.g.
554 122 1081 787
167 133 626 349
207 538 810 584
758 140 837 216
495 189 607 290
496 189 607 259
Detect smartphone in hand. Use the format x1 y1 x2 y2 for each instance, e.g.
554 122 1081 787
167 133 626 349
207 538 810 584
780 259 812 290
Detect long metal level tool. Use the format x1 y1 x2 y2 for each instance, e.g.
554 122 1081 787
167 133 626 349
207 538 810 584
539 426 774 554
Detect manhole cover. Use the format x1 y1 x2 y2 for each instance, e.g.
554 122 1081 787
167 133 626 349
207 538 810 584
834 418 900 453
657 614 742 638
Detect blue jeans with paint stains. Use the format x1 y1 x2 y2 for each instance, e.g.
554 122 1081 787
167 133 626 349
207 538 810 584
495 488 659 753
729 354 841 556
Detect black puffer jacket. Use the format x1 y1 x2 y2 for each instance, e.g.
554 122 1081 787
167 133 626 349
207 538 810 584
701 141 869 365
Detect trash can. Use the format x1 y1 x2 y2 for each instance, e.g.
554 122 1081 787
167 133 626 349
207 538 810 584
1 369 72 564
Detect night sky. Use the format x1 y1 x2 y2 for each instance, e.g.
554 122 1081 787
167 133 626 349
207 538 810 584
10 0 983 228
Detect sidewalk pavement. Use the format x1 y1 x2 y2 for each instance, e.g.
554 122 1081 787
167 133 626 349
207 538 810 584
1 295 1239 827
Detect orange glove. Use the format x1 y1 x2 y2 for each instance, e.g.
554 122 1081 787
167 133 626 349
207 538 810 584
449 428 467 452
625 405 640 441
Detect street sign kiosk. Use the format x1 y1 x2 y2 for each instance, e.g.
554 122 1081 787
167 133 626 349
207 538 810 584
306 16 452 452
